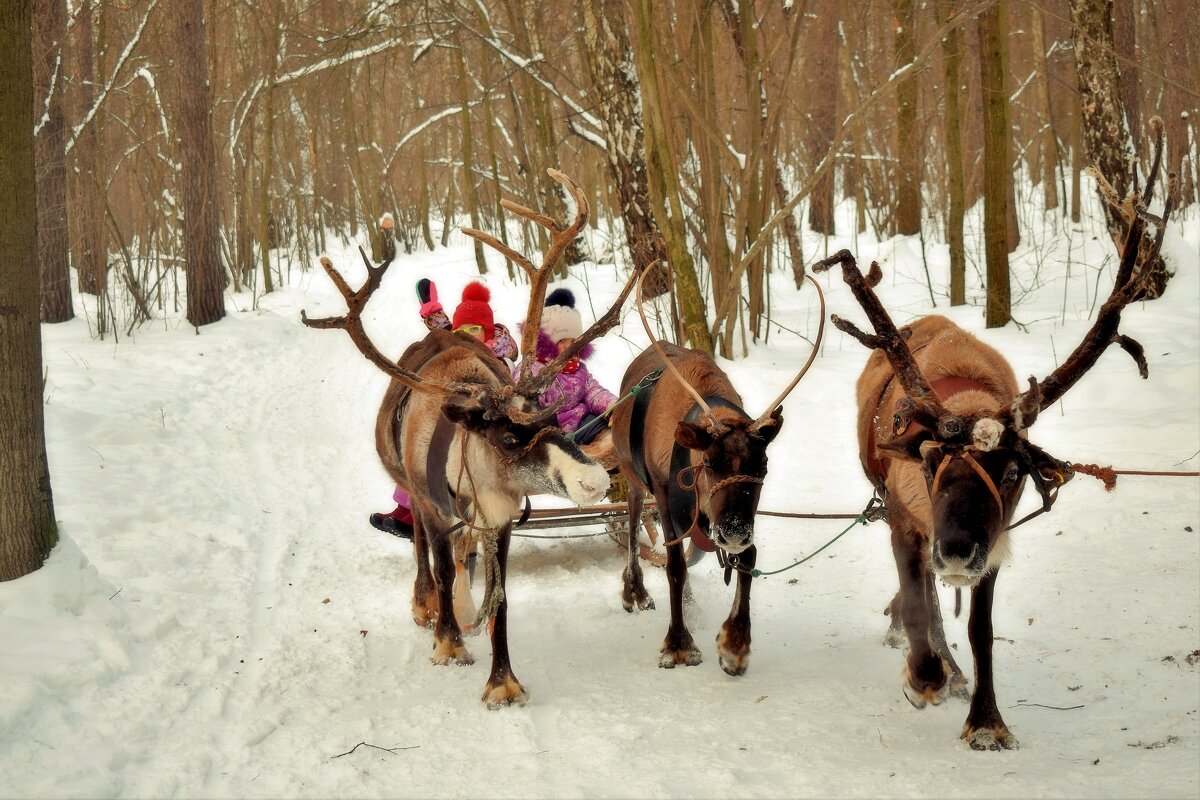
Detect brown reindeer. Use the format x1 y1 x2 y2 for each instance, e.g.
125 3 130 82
609 267 825 675
814 118 1177 749
304 170 645 708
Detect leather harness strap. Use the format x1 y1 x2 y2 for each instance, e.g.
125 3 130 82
930 448 1004 511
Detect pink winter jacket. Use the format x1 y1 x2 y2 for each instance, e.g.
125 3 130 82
514 330 617 432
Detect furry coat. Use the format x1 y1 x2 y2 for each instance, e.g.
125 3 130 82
517 330 617 432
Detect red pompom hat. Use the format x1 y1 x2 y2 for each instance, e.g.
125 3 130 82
452 281 495 341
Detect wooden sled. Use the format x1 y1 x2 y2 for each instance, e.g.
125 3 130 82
512 499 706 567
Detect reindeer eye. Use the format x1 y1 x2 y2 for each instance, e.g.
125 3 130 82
501 433 519 449
1002 464 1020 485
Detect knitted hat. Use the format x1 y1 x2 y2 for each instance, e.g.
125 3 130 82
416 278 442 318
541 287 583 343
453 281 495 341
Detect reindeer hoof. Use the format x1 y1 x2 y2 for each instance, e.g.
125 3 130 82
482 676 528 709
432 639 474 666
659 647 703 668
716 624 750 676
962 724 1019 751
622 592 655 613
902 664 952 709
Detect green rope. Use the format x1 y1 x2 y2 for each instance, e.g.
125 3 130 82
748 513 870 578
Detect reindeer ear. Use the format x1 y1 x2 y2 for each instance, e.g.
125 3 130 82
756 408 784 444
675 420 714 451
877 429 933 462
442 399 487 432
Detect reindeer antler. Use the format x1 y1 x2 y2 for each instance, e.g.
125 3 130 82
635 263 730 435
302 217 458 396
814 251 946 428
750 273 827 431
462 168 591 385
1010 116 1176 431
461 169 650 401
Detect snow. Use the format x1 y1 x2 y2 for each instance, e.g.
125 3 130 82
2 200 1198 798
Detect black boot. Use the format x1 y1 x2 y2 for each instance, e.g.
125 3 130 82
369 513 414 540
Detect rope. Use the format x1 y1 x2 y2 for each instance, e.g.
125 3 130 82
744 513 872 578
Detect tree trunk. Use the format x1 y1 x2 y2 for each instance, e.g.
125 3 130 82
1030 3 1059 211
936 0 967 306
72 0 107 300
631 0 713 353
33 0 71 322
255 18 279 295
979 2 1011 328
1 0 58 580
173 0 225 326
1069 0 1170 297
894 0 921 236
579 0 669 277
454 43 487 275
806 0 838 236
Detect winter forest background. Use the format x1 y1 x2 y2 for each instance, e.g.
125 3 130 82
1 0 1199 797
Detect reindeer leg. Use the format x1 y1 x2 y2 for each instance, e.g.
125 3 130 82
453 532 480 633
410 507 439 628
961 569 1018 750
429 523 473 666
482 524 528 708
716 545 755 676
927 576 969 700
891 523 952 708
621 487 655 612
657 489 701 668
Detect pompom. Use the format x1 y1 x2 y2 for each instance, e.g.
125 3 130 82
462 281 491 303
379 212 395 231
546 288 576 308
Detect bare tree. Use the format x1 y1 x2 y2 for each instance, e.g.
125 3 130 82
1 0 58 580
979 0 1011 327
893 0 921 235
1069 0 1171 297
173 0 225 326
33 0 72 322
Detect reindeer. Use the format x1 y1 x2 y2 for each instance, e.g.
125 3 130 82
303 170 645 708
813 118 1177 750
608 267 825 675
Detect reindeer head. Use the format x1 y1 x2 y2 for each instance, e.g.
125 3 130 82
816 116 1175 586
676 407 784 554
441 389 609 507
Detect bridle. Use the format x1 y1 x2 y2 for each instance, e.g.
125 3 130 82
926 444 1003 512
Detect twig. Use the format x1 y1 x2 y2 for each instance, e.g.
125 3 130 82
108 588 123 601
1009 702 1084 710
1174 449 1200 467
330 741 420 759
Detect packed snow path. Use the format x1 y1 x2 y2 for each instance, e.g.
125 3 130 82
1 224 1197 798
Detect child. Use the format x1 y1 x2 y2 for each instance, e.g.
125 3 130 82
521 288 617 445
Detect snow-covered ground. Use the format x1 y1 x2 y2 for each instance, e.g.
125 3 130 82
2 201 1198 798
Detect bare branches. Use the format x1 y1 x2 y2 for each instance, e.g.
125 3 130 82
1017 116 1176 425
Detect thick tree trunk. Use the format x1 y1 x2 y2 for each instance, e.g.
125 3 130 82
1 0 58 580
936 0 967 306
979 2 1011 328
580 0 668 275
33 0 71 322
173 0 225 326
1069 0 1170 297
256 20 279 295
631 0 713 354
894 0 921 236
